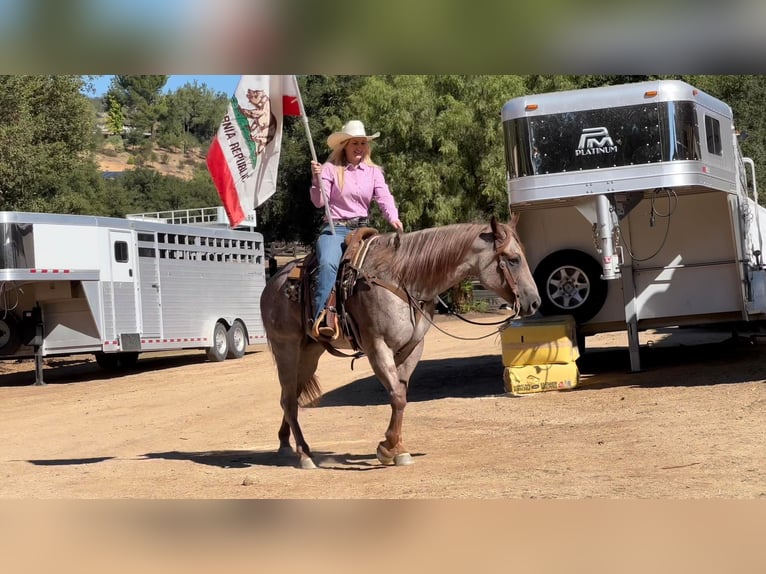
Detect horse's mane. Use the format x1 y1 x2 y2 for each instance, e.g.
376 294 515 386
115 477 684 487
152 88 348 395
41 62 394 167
365 223 488 293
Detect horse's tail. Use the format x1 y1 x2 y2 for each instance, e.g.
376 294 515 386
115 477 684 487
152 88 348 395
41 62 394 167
297 374 322 407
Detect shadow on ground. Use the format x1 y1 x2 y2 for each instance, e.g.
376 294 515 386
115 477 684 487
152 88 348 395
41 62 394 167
0 350 266 387
139 449 412 471
316 331 766 407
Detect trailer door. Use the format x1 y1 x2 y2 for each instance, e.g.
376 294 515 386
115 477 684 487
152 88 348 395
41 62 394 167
108 230 141 336
137 232 162 338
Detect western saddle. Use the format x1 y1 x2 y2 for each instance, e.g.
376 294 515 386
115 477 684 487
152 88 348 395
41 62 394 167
284 227 380 354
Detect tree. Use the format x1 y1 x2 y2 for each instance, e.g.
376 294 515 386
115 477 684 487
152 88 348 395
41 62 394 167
106 75 168 138
346 75 528 228
0 75 105 212
104 93 125 135
159 81 228 152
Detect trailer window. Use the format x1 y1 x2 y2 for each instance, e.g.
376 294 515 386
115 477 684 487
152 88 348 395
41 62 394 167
0 223 34 268
504 101 701 177
705 115 722 155
114 241 129 263
662 101 700 161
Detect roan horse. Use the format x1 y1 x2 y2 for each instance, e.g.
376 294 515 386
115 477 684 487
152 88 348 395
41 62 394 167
259 216 541 469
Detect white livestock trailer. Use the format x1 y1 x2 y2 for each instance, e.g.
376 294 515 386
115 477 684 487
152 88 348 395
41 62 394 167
502 79 766 371
0 207 266 384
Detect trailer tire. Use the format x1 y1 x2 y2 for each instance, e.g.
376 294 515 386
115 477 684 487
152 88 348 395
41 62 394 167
0 314 21 355
533 250 608 323
226 320 247 359
206 322 229 362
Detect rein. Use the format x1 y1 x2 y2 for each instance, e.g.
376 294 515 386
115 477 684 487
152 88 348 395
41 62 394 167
410 292 512 341
436 295 513 326
360 229 525 342
331 224 526 349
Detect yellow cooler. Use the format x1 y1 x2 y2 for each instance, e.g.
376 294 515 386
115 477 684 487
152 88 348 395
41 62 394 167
499 315 580 366
503 363 580 395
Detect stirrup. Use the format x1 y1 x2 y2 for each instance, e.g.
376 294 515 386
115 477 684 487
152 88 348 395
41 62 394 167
311 309 339 340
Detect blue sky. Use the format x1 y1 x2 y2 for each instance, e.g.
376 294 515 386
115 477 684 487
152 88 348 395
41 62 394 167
87 75 240 97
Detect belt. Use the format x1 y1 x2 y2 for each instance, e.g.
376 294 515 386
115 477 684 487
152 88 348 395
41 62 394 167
334 217 369 229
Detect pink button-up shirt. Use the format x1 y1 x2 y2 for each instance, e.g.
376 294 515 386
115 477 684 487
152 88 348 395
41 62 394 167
310 161 399 224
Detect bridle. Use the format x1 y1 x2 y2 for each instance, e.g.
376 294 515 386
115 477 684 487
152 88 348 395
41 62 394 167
343 226 528 345
494 232 522 318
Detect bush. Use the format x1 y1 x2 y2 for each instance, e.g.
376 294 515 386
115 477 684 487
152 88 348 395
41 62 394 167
100 135 124 153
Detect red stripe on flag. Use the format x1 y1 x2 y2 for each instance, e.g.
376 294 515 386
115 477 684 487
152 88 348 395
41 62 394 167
283 94 301 116
206 137 246 227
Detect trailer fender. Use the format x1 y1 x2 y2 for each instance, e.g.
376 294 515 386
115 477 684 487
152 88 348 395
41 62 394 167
533 249 608 323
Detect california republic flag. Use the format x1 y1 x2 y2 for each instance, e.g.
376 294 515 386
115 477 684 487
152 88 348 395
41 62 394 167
206 75 301 227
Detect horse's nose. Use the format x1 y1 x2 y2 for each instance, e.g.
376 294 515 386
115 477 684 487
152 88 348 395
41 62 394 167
528 294 541 315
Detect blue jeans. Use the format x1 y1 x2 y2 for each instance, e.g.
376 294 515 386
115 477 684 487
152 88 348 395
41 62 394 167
313 224 352 321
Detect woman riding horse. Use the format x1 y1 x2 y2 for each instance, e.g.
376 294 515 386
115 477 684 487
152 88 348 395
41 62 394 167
260 215 541 469
309 120 403 340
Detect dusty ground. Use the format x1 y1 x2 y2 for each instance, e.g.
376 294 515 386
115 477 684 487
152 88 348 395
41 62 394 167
0 314 764 499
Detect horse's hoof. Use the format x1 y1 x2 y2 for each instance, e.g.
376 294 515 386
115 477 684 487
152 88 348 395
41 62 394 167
300 457 317 469
277 446 294 458
394 453 414 466
376 444 394 465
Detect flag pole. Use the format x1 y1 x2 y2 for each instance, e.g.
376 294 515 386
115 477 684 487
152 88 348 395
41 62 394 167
291 75 335 235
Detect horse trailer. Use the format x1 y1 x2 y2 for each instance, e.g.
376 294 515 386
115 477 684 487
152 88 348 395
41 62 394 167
0 208 266 384
502 79 766 371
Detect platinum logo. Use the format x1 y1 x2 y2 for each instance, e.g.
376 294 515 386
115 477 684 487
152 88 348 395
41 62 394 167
576 127 618 156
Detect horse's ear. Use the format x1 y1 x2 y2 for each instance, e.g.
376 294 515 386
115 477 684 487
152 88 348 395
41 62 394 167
490 215 500 234
490 215 507 248
510 211 520 227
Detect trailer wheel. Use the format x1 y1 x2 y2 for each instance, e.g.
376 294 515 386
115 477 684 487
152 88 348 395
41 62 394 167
533 249 608 323
0 314 21 355
226 320 247 359
206 322 229 362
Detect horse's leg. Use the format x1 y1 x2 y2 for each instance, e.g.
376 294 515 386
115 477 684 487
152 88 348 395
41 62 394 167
277 416 292 456
273 339 324 469
368 339 425 466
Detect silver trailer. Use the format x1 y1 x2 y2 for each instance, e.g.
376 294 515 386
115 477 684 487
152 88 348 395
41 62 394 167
0 207 266 384
502 79 766 371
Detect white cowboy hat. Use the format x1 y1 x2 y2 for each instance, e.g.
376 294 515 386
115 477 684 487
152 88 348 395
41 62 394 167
327 120 380 150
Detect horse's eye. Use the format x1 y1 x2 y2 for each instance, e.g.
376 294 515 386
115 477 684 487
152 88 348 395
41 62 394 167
505 255 521 267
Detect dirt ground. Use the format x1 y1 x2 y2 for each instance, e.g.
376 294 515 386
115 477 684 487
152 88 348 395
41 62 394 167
96 149 202 180
0 313 764 499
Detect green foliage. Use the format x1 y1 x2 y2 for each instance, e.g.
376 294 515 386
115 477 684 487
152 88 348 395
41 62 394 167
342 75 528 228
158 81 228 147
0 75 104 212
101 167 219 217
101 134 124 154
107 75 168 137
104 93 124 135
4 74 766 243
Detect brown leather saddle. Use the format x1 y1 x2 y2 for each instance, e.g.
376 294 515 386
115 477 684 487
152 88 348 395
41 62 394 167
284 227 380 355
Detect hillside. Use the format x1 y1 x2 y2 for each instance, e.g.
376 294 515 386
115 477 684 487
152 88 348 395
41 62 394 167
94 147 207 180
